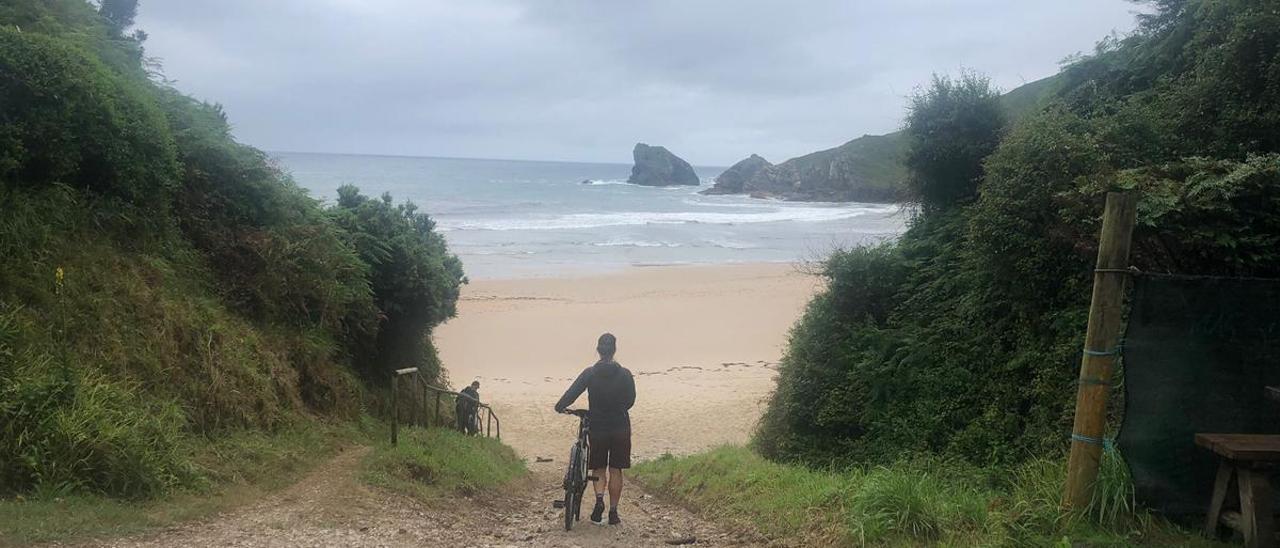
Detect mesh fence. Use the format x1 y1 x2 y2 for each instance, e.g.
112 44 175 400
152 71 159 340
1118 274 1280 515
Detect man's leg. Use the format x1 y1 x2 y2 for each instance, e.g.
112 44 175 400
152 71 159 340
592 468 607 496
588 445 609 523
589 468 608 523
607 429 630 525
608 467 623 506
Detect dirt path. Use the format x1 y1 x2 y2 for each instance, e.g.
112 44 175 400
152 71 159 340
69 371 767 547
66 453 758 548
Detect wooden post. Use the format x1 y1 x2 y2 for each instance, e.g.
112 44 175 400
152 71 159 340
391 368 418 446
434 392 441 427
1064 192 1138 509
409 376 418 427
486 408 492 437
390 373 399 446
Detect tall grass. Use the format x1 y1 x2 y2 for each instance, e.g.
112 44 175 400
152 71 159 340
633 446 1221 547
360 427 527 501
0 303 193 498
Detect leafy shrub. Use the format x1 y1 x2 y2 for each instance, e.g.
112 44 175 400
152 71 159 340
328 186 465 382
163 91 375 335
0 29 176 209
754 244 907 464
903 71 1006 212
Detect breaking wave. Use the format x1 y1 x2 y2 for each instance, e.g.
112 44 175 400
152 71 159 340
439 204 893 232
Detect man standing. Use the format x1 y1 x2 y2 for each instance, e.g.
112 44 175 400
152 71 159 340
554 333 636 525
456 380 480 435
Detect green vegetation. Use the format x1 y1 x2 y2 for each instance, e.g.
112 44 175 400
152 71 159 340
741 72 1063 203
361 428 526 502
756 0 1280 467
730 2 1280 544
0 419 373 545
0 0 464 509
903 71 1005 212
634 446 1221 547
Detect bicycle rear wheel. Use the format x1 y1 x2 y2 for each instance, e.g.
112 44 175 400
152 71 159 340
563 486 577 531
563 444 582 531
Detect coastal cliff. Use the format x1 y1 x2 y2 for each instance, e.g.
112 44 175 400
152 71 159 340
704 74 1063 202
705 134 905 202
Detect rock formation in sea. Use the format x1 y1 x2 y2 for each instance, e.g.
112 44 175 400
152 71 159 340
701 154 772 195
627 143 700 187
702 133 906 202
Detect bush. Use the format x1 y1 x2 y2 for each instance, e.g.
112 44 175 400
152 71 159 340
754 244 907 464
328 186 465 382
164 91 375 335
0 29 177 209
903 71 1005 213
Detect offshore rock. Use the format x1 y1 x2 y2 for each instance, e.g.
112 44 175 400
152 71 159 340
627 143 700 186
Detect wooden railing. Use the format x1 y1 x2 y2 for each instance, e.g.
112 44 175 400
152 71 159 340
424 384 501 440
387 366 501 445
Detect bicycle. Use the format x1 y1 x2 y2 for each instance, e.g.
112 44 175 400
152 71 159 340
552 408 596 531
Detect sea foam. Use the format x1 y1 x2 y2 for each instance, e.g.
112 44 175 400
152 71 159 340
439 204 894 232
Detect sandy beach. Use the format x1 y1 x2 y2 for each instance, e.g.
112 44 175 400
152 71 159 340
435 262 820 462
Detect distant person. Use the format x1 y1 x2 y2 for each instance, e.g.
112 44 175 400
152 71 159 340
554 333 636 525
456 380 481 435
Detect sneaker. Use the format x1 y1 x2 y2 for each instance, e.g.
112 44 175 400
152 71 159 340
608 509 621 525
590 498 605 523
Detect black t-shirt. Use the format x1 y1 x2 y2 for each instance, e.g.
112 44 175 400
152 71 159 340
554 360 636 434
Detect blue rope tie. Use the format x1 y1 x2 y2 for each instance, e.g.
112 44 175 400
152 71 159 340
1084 346 1122 357
1071 433 1116 452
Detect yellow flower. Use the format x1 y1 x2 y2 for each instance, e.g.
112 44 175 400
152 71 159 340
55 267 64 293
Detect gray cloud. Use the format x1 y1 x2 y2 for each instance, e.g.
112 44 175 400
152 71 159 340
137 0 1139 165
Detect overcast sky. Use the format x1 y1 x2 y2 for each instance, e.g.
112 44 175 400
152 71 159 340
136 1 1141 166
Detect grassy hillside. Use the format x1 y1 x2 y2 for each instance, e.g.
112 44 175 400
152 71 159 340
0 0 464 504
714 74 1062 202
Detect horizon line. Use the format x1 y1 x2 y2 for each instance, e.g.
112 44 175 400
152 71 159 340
268 149 727 170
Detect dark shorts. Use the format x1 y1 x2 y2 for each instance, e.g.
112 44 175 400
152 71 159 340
589 428 632 470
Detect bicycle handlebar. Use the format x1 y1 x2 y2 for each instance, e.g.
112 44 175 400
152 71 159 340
561 408 589 417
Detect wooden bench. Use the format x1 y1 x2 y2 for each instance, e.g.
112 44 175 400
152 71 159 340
1196 433 1280 548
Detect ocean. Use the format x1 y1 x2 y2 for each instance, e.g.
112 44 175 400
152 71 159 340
275 151 905 279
